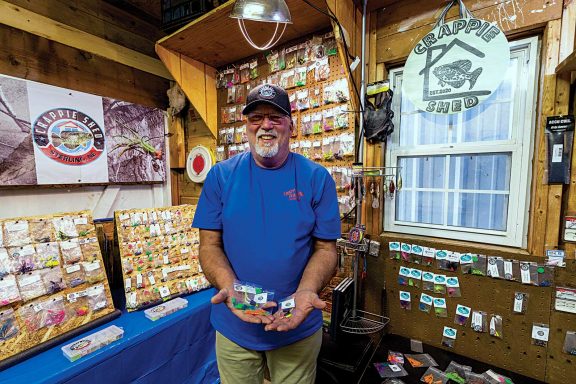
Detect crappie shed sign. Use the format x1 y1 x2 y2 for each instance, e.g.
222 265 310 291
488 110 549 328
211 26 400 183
403 16 509 115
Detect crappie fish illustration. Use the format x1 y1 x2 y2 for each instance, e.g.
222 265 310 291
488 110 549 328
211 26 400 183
432 60 482 90
52 123 93 150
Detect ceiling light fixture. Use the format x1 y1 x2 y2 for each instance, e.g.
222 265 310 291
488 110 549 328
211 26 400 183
229 0 292 50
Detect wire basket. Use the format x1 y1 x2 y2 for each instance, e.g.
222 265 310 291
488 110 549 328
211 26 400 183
340 309 390 335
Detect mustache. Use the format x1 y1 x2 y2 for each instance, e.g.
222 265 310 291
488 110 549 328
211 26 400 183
256 130 278 138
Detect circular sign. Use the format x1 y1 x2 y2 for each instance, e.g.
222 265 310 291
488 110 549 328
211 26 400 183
403 18 510 114
33 108 104 165
186 145 214 183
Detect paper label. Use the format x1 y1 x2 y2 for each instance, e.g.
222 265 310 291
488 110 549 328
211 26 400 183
253 293 268 304
513 293 525 313
125 278 132 290
422 247 435 258
88 284 104 296
420 293 433 304
389 364 401 372
17 245 35 257
83 261 100 272
0 275 16 288
434 275 446 285
422 272 435 282
163 255 170 265
281 298 295 309
148 272 156 285
66 264 81 274
119 213 130 221
411 245 423 255
504 260 513 277
162 268 168 279
400 291 411 301
532 325 550 341
552 144 563 163
6 221 27 232
488 257 500 278
435 250 447 260
159 286 170 298
456 304 471 318
33 303 44 312
180 248 189 254
410 269 422 280
433 298 446 308
443 326 457 339
460 253 473 264
447 252 460 263
74 217 88 225
399 267 411 277
136 274 143 287
520 262 531 284
446 277 460 287
61 240 78 250
471 312 484 330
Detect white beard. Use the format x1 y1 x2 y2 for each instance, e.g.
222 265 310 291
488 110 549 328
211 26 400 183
254 141 279 158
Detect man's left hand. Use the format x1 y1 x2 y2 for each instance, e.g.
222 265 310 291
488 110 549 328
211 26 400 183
264 290 325 332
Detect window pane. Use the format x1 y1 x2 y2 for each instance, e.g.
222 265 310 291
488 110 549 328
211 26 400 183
396 191 444 225
399 156 445 189
448 154 511 191
448 193 509 231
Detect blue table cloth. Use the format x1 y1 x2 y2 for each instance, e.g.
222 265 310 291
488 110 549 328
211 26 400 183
0 289 220 384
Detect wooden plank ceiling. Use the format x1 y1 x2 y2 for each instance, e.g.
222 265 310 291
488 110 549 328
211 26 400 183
158 0 331 68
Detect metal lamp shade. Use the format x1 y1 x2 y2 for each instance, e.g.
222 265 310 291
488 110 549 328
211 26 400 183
230 0 292 23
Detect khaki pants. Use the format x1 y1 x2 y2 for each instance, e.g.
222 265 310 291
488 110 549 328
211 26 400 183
215 329 323 384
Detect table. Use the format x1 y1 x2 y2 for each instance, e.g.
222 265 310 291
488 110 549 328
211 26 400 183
0 289 220 384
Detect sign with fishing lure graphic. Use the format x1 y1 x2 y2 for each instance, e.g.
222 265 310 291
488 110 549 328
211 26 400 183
402 2 509 115
0 73 165 185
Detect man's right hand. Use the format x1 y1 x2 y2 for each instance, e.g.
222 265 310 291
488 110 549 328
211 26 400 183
211 287 276 324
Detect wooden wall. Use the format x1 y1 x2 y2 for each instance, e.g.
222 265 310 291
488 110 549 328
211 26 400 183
364 1 576 382
0 0 169 108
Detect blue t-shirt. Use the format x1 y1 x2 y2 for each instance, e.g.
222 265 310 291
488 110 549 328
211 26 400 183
192 152 341 350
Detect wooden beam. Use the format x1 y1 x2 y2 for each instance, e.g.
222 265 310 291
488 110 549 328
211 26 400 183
0 0 172 79
528 20 562 256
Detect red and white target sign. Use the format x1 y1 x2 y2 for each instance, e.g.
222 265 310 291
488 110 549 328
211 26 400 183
186 145 214 183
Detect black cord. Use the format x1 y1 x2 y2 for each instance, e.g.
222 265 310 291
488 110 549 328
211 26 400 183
301 0 365 163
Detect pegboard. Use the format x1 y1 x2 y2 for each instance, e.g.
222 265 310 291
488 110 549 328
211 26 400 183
374 236 576 382
215 29 356 174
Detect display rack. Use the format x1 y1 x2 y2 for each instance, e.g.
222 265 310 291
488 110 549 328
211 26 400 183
338 166 400 334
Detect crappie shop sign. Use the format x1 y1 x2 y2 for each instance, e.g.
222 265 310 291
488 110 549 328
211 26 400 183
403 17 509 115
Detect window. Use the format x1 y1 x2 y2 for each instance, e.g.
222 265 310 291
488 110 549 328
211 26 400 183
385 37 539 247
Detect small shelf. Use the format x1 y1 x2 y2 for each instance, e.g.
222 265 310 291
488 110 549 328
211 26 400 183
556 50 576 74
157 0 331 68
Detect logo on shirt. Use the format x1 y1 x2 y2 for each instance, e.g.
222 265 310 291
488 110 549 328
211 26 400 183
283 188 303 201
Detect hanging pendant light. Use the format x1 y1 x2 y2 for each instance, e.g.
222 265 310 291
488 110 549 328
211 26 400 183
229 0 292 50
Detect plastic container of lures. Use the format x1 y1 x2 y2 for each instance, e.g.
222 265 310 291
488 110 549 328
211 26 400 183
144 297 188 321
61 325 124 362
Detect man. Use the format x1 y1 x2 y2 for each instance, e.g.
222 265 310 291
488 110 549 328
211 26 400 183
193 83 341 384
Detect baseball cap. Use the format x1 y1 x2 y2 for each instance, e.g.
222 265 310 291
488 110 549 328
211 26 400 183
242 84 291 117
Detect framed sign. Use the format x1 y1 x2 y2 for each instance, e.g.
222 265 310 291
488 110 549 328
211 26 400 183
403 0 510 115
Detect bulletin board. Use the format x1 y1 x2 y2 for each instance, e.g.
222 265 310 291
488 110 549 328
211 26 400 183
377 236 576 383
115 204 210 311
0 210 117 368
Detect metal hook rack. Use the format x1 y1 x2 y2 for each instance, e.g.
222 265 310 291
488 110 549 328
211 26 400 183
336 166 401 335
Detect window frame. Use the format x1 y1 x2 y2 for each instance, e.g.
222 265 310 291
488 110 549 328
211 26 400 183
384 36 540 248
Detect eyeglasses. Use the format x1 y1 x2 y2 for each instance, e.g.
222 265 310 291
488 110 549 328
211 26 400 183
246 112 288 125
